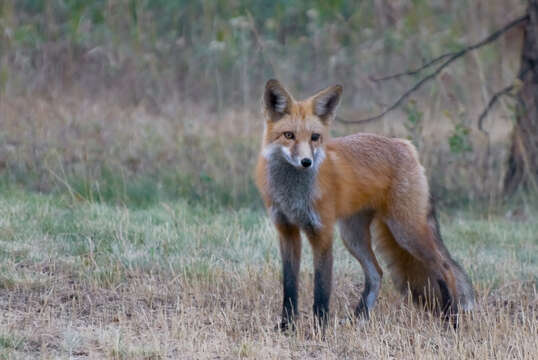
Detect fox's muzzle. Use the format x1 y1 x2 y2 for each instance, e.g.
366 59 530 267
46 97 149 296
294 142 313 169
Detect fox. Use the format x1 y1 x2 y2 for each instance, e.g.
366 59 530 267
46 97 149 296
255 79 475 330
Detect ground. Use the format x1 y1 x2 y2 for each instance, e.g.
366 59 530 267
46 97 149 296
0 189 536 359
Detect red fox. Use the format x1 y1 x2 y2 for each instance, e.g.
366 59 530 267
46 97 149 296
255 79 475 329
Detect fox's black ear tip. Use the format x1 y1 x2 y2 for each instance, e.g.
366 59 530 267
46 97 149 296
266 79 281 89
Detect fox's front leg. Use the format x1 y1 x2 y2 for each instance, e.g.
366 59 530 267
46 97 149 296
306 228 334 328
275 221 302 331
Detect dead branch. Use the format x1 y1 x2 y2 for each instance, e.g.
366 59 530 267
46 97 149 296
337 14 529 124
477 85 514 134
477 65 534 134
371 52 453 81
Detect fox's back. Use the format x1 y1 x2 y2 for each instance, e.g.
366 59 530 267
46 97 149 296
318 133 427 217
327 133 418 172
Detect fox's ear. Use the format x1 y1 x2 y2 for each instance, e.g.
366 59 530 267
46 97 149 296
263 79 292 121
312 84 343 122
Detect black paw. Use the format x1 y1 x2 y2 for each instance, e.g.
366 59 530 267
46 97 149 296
354 300 370 320
275 319 295 333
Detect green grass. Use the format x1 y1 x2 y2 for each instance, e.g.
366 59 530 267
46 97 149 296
0 188 536 358
1 188 535 287
0 167 262 210
0 187 270 287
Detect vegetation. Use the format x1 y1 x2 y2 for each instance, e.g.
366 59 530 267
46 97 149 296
0 189 536 358
3 0 515 104
0 1 536 358
0 0 531 205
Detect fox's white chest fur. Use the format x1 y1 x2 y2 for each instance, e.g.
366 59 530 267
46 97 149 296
266 150 322 232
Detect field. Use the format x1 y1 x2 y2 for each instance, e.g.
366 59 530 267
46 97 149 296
1 1 537 358
0 188 536 359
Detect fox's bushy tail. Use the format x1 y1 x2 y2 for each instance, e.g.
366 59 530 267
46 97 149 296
372 199 475 315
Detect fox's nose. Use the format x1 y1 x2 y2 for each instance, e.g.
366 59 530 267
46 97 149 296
301 158 312 168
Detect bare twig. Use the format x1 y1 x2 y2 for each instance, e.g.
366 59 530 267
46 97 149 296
245 11 279 80
477 65 534 134
371 52 453 81
477 85 514 134
478 85 514 134
338 14 529 124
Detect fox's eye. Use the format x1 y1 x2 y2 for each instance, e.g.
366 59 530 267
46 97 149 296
283 132 295 140
311 133 321 141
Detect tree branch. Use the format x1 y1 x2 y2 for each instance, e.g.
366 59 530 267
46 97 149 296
478 65 534 134
338 14 529 124
477 85 514 134
371 52 453 81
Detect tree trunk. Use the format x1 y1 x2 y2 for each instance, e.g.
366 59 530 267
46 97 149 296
504 0 538 194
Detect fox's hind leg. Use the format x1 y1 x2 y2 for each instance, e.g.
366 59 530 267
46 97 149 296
339 210 383 319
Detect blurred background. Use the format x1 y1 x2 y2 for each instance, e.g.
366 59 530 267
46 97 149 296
0 0 529 209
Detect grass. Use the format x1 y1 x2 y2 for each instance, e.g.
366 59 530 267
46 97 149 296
0 188 536 359
1 1 535 357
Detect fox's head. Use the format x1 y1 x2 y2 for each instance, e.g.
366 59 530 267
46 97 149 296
261 79 342 170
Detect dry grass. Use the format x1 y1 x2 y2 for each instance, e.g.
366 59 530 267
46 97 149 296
0 94 262 207
0 190 536 359
0 89 517 206
2 267 536 359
